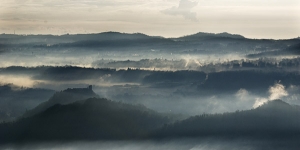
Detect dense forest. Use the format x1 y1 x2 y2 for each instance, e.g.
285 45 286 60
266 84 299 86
0 97 172 143
2 96 300 143
153 100 300 139
0 32 300 148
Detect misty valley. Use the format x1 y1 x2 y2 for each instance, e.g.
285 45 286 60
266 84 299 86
1 32 300 149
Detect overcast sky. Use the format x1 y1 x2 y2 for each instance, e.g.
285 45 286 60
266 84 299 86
1 0 299 39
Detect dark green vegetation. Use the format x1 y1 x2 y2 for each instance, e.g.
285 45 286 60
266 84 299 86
0 84 55 122
23 86 99 118
1 95 300 144
1 31 300 146
247 43 300 58
2 65 300 92
153 100 300 139
0 97 171 143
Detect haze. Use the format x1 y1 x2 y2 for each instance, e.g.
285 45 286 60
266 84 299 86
1 0 300 39
1 0 300 149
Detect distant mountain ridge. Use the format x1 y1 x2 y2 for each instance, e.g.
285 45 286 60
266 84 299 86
1 31 299 55
42 31 288 51
0 31 245 40
177 32 245 41
0 32 169 45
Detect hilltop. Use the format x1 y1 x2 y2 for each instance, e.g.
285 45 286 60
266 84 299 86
23 85 99 118
176 32 245 41
1 31 299 54
1 98 300 143
0 97 171 143
153 100 300 139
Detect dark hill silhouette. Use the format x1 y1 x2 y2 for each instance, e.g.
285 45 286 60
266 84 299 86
153 100 300 139
52 38 173 48
60 32 158 42
2 32 300 54
0 32 160 45
0 98 171 143
256 99 294 111
197 70 300 92
286 43 300 54
247 42 300 58
177 32 245 41
48 32 174 49
1 32 244 44
142 70 206 84
23 86 99 118
0 84 55 122
2 99 300 143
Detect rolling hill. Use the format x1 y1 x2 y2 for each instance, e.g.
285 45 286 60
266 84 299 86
153 100 300 139
0 97 171 143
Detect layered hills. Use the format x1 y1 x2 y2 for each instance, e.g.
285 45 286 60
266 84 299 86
154 100 300 139
1 31 299 55
0 97 171 143
1 94 300 143
23 86 99 118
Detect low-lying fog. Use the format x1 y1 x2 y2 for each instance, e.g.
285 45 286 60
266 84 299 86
0 48 246 68
1 63 300 120
2 49 300 120
1 33 300 149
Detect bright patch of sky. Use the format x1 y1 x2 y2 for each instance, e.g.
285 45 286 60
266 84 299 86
1 0 299 39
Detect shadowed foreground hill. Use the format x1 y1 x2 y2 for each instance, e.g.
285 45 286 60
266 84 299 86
0 98 171 143
153 100 300 139
2 99 300 144
0 84 55 122
22 86 99 118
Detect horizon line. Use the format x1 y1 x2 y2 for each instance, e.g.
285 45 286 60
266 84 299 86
1 31 299 40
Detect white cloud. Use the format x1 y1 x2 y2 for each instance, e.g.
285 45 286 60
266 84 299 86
268 83 288 100
235 88 249 100
253 83 288 108
162 0 198 21
253 97 268 108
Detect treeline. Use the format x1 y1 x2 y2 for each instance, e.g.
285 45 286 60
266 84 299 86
92 59 191 70
199 70 300 92
1 32 299 55
23 87 99 118
152 100 300 139
0 98 171 143
2 66 300 92
247 42 300 58
197 57 300 73
93 57 300 72
2 98 300 143
0 84 55 122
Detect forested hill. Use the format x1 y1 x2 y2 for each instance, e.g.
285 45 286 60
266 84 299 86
1 32 299 55
1 98 300 143
22 86 99 118
0 98 171 143
153 100 300 139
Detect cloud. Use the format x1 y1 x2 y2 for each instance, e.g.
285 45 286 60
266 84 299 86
235 88 249 100
268 83 288 100
253 83 288 108
253 97 268 108
162 0 198 21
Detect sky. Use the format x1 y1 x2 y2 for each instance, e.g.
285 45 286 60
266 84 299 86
0 0 300 39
